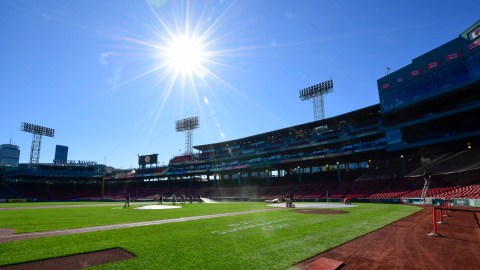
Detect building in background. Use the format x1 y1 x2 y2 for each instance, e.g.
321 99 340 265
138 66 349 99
0 144 20 167
54 145 68 162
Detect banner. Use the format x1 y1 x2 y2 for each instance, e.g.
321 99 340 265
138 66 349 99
452 198 469 206
445 52 461 61
469 199 480 207
409 69 422 77
426 61 441 70
467 40 480 51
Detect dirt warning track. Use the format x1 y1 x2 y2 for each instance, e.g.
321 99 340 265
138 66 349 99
295 206 480 270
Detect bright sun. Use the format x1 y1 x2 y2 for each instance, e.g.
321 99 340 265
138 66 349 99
165 36 206 76
120 1 236 90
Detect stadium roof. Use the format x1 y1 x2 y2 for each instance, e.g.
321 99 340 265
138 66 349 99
460 19 480 40
194 104 380 151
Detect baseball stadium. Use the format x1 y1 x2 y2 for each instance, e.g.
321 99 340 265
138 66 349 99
1 20 480 270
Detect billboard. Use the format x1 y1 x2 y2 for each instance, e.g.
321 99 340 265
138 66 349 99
138 154 158 165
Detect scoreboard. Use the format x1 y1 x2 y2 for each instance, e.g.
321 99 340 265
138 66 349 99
138 154 158 165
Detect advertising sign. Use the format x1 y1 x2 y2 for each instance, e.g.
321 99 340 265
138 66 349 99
445 52 461 61
409 69 422 77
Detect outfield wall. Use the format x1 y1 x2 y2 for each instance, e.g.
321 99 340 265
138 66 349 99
450 198 480 207
401 197 480 208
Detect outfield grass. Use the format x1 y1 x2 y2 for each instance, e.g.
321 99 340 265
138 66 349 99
0 202 420 269
0 201 130 207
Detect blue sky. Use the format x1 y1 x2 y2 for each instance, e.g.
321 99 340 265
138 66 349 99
0 0 478 169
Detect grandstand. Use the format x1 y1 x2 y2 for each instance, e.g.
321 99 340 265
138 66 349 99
1 20 480 204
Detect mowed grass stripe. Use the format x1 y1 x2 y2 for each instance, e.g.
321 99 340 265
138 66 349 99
0 203 420 269
0 208 279 243
0 201 124 208
0 202 267 233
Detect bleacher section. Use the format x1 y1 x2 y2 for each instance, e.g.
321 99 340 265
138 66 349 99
3 145 480 202
169 155 193 164
368 178 413 199
435 184 480 199
3 170 480 201
0 182 18 199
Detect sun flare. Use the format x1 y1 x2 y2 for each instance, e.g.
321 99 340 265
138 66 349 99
107 1 273 144
165 36 206 76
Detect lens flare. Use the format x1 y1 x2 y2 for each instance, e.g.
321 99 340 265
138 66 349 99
109 1 279 143
164 35 206 77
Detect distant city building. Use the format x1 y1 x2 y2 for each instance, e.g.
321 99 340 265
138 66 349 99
0 144 20 167
54 145 68 162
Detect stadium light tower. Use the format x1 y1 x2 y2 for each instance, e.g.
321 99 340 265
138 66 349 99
175 116 199 155
20 122 55 164
299 79 334 121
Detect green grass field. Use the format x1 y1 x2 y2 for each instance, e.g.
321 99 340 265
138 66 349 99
0 202 420 269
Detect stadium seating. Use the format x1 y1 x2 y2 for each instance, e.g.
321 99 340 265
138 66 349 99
435 184 480 199
4 154 480 202
169 155 193 164
9 176 480 202
0 182 18 199
402 186 457 198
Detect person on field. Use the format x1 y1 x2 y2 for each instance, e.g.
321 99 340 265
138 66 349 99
189 193 194 204
171 193 177 205
198 193 202 203
181 193 186 205
289 193 295 208
158 194 163 205
123 194 130 208
286 193 293 208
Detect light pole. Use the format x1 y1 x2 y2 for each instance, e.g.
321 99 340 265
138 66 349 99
299 80 334 121
175 116 199 155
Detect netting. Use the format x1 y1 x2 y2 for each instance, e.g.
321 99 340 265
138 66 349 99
407 149 480 177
